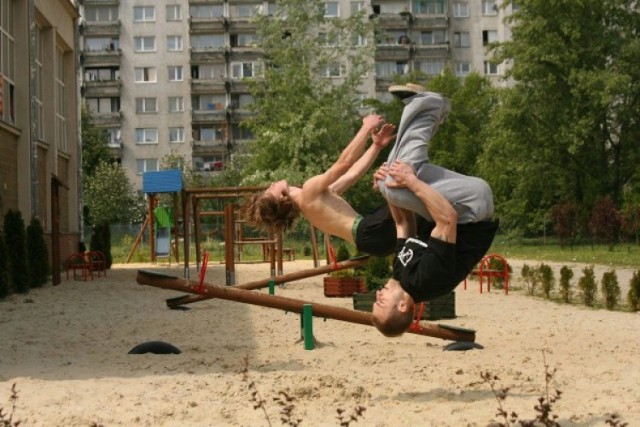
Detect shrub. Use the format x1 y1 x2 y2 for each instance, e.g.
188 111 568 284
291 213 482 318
578 266 597 307
627 270 640 311
521 264 541 296
0 232 10 298
539 263 554 299
26 218 50 288
3 210 29 294
559 266 573 303
364 255 391 292
600 270 620 310
90 223 113 269
335 242 350 262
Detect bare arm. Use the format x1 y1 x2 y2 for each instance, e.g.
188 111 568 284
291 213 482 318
387 160 457 243
304 114 384 196
330 123 396 196
388 202 416 239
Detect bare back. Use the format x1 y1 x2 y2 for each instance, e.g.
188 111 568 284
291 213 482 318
295 175 358 243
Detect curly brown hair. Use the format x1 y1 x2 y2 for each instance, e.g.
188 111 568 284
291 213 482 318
243 191 301 234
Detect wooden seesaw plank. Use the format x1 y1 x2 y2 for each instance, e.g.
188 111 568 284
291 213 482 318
136 269 476 342
165 256 371 308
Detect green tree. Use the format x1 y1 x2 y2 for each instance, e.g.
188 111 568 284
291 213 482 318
81 107 111 178
26 218 49 288
241 0 376 193
483 0 640 235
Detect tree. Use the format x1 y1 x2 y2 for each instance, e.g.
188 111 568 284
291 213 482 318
241 0 376 195
588 195 621 250
550 201 580 249
3 210 29 294
81 107 111 178
84 162 137 265
483 0 640 235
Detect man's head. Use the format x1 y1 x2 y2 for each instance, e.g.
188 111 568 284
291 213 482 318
371 278 415 337
243 180 300 234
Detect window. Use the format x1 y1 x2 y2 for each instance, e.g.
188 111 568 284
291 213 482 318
135 97 157 113
55 48 68 151
322 63 343 77
375 61 408 77
324 2 339 17
166 5 182 21
455 62 471 77
168 96 184 112
169 127 185 143
137 158 159 175
84 37 119 52
190 34 225 49
134 36 156 52
484 60 498 75
35 25 44 139
135 128 158 144
85 6 119 22
452 1 469 18
482 30 498 46
230 33 258 47
107 128 122 147
167 35 183 51
191 64 224 80
230 62 262 79
421 30 446 45
0 0 15 122
167 66 184 81
230 93 253 109
419 59 445 76
232 124 253 140
134 67 157 82
192 125 219 142
189 5 224 18
193 95 225 111
350 2 365 14
454 32 470 48
85 97 120 113
413 0 446 14
85 67 120 81
133 6 155 22
482 0 498 15
318 32 339 47
230 4 257 18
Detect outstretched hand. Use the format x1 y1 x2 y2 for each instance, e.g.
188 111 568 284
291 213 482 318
362 114 385 132
386 160 417 188
372 162 389 191
372 123 397 149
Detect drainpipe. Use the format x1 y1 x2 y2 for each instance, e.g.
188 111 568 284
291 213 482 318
75 8 85 245
28 0 38 219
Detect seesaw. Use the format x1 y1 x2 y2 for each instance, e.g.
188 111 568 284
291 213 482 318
136 269 476 342
165 256 371 308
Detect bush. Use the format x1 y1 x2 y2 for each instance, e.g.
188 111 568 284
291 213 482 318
559 266 573 303
335 242 350 262
364 255 391 292
26 218 49 288
539 263 554 299
3 210 29 294
521 264 541 296
90 223 113 268
578 266 597 307
600 270 620 310
627 270 640 311
0 232 10 298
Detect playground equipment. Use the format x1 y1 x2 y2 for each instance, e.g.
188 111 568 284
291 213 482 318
135 267 477 343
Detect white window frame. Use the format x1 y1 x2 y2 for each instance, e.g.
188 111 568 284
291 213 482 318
168 96 184 112
135 128 159 144
230 62 262 79
85 6 119 22
420 59 445 76
135 97 157 113
169 127 185 143
454 31 470 48
455 62 471 77
167 35 183 51
133 6 155 22
137 158 159 175
483 30 499 46
350 2 365 14
134 67 157 83
482 0 498 16
134 36 156 52
484 60 499 75
322 63 344 78
166 5 182 21
324 2 339 17
55 47 68 151
167 65 184 81
108 128 122 147
452 1 469 17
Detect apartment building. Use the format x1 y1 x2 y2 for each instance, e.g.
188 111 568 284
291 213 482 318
79 0 513 190
0 0 81 263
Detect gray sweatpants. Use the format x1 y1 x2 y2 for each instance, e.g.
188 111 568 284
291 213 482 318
378 92 494 224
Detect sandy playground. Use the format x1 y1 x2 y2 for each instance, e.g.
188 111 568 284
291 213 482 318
0 258 639 426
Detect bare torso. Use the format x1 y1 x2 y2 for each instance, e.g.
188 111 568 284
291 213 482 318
291 177 358 244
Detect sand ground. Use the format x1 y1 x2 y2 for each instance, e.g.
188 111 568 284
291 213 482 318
0 259 638 426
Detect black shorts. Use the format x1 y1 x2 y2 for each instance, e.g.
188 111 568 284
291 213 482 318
354 205 396 257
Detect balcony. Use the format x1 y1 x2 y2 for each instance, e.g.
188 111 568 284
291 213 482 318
228 46 262 61
82 49 121 67
227 17 258 32
90 111 122 127
82 21 121 37
191 78 227 94
377 13 411 30
412 43 450 58
83 80 121 97
189 17 227 33
412 14 449 31
191 140 227 156
84 0 119 5
190 47 227 62
375 44 412 61
192 108 227 123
